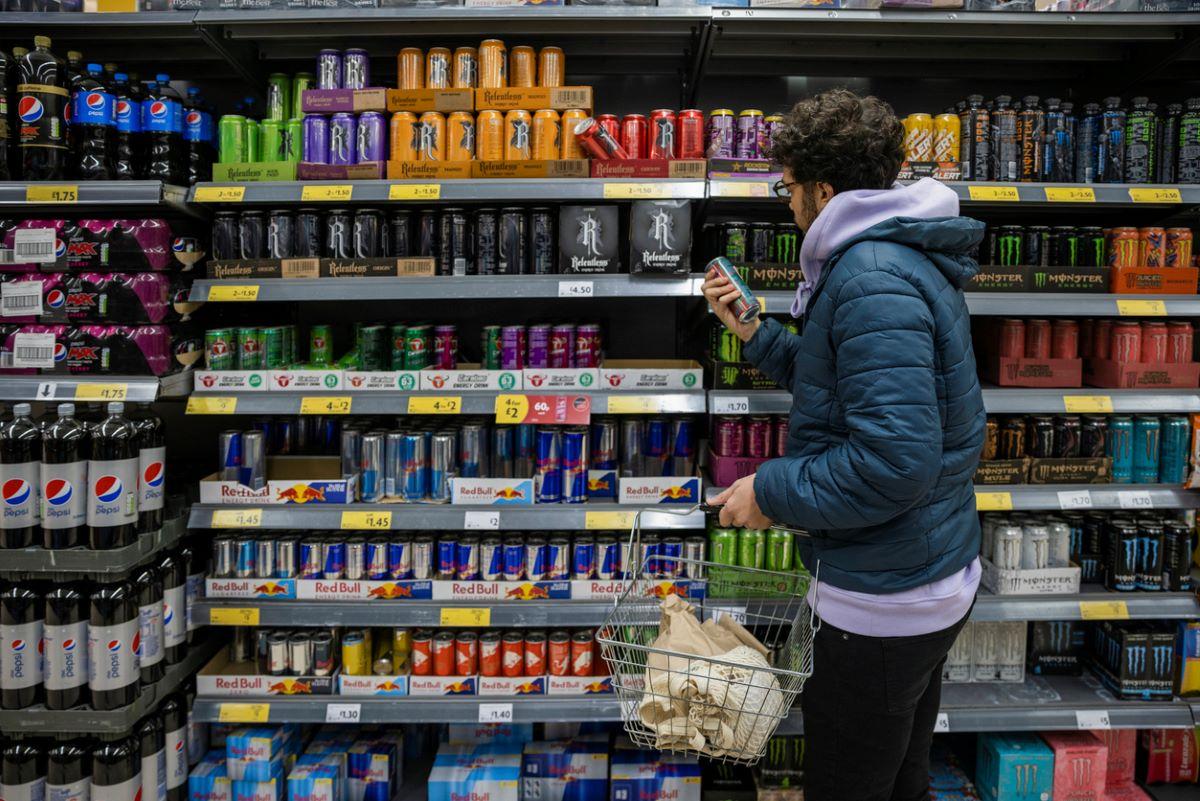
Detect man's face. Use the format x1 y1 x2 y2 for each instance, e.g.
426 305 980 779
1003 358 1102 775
781 169 829 234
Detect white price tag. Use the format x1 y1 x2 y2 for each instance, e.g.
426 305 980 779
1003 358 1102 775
36 382 57 400
709 606 748 625
1075 710 1111 730
13 229 58 264
712 396 751 415
12 332 56 369
479 703 513 724
1117 491 1153 511
464 511 501 530
934 713 950 733
558 281 594 298
324 703 361 724
1 280 43 317
1057 490 1093 510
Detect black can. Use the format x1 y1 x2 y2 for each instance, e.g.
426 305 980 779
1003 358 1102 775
238 211 266 259
1028 415 1055 458
1159 103 1182 184
475 208 498 275
1082 513 1106 554
212 212 240 261
960 96 990 182
1048 226 1078 268
999 415 1026 459
1022 225 1050 268
748 224 773 263
1078 227 1106 269
1106 521 1138 591
721 222 748 262
417 209 439 258
1163 519 1193 591
266 210 294 259
439 208 471 276
1080 415 1107 458
498 207 528 275
294 208 323 258
353 209 385 258
324 208 352 259
1053 415 1081 458
1135 518 1164 591
531 207 556 275
996 225 1024 267
389 211 412 257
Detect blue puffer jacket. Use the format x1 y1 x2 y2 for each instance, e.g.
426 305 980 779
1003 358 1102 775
744 215 986 594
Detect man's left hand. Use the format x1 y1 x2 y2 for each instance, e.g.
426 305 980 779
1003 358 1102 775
713 474 773 529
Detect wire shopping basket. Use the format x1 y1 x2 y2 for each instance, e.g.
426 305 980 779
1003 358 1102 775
596 506 816 766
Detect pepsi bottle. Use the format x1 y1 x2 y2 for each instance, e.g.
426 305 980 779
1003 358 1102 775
137 713 166 801
0 48 11 180
41 402 89 550
0 741 44 801
161 694 187 801
112 72 142 179
180 537 204 645
131 563 163 685
0 580 43 709
44 582 88 710
184 682 207 766
1 402 42 549
184 87 214 186
91 736 141 801
87 402 138 550
16 37 67 185
143 74 184 186
157 550 186 665
73 63 115 180
47 740 89 801
88 580 139 710
131 403 164 533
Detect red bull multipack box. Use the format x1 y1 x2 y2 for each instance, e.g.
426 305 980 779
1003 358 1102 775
609 740 700 801
288 761 341 801
227 727 292 781
233 771 286 801
521 735 609 801
446 724 534 746
428 743 522 801
348 738 401 801
190 751 232 801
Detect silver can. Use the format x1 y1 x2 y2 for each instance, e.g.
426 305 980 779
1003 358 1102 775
429 432 457 503
384 431 405 498
346 541 366 581
275 535 299 579
1020 524 1050 570
255 538 276 579
992 525 1024 571
1046 520 1072 568
242 430 266 490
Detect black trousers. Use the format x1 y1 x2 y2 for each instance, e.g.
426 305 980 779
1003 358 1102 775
800 609 972 801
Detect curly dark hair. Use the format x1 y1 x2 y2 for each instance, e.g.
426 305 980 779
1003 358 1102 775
769 89 905 193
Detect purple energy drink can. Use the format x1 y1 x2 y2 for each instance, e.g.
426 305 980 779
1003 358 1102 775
317 49 342 91
343 48 370 90
299 539 323 579
481 538 503 581
707 111 735 159
527 324 551 369
561 426 589 503
388 538 412 580
503 538 527 581
356 111 386 164
574 324 602 368
535 428 562 503
713 416 745 458
735 112 761 159
550 325 574 369
302 115 330 164
328 113 357 166
432 325 458 371
500 325 526 370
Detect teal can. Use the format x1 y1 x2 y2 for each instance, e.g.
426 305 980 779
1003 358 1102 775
1159 415 1190 484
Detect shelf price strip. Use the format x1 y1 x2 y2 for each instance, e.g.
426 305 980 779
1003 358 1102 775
325 703 361 724
26 185 78 203
479 703 513 724
340 511 392 530
441 608 492 627
75 383 127 401
974 492 1012 512
1078 600 1129 621
389 184 441 200
207 285 260 302
1074 710 1111 730
211 508 262 528
186 397 238 415
218 703 269 723
967 186 1019 202
210 607 260 626
408 396 461 414
1115 299 1166 316
1063 396 1112 413
193 186 246 203
300 397 352 415
1044 187 1095 203
1128 187 1182 203
301 185 353 202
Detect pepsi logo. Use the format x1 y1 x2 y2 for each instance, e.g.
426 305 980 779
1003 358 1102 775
116 100 133 118
134 787 143 801
62 639 77 652
131 632 140 655
148 101 169 120
55 238 67 260
45 477 73 506
18 96 43 123
10 639 25 652
94 475 124 503
186 111 201 126
53 342 67 362
46 289 66 309
174 740 185 752
172 237 186 252
2 479 32 507
163 605 174 626
144 462 165 488
107 639 121 653
85 92 106 111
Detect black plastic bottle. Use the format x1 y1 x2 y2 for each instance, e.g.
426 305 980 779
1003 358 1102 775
1 741 44 801
1 402 42 548
0 580 43 709
41 402 89 550
44 581 89 710
87 402 139 550
87 580 140 710
73 62 114 180
162 693 188 801
157 550 186 665
91 736 141 801
0 48 10 180
131 403 165 534
137 713 166 801
46 740 89 801
15 36 66 180
132 563 164 685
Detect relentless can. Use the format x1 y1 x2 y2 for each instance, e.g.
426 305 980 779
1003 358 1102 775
621 114 648 160
509 46 535 88
453 48 478 89
477 110 505 161
397 47 423 90
504 110 532 160
765 530 792 572
479 39 508 90
447 111 475 162
538 46 565 88
573 117 628 160
560 109 587 159
328 113 356 166
678 109 705 159
389 111 418 162
417 112 446 161
317 49 342 90
425 47 451 90
218 115 247 164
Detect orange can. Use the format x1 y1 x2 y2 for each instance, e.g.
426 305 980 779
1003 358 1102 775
479 39 507 89
509 46 535 88
504 109 532 161
453 47 478 89
903 113 933 162
389 111 418 161
560 109 587 159
447 111 475 161
426 47 452 90
532 109 561 160
397 47 424 90
476 110 505 161
1166 228 1194 268
538 46 565 88
417 111 446 161
933 113 960 163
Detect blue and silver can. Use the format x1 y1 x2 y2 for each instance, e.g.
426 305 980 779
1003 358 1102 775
436 537 457 579
596 535 620 580
365 538 390 581
481 537 503 581
535 428 562 503
620 419 643 477
255 538 276 579
412 535 433 580
345 541 366 580
1106 415 1134 483
658 537 683 579
341 427 362 483
322 538 347 580
234 537 256 578
400 432 428 502
1074 103 1100 183
384 431 405 498
502 538 526 581
429 432 456 503
1099 97 1126 184
491 426 515 479
299 538 324 579
545 537 569 580
571 536 595 579
525 535 548 580
644 418 669 477
590 418 618 470
359 430 385 503
671 419 696 476
388 537 412 580
459 422 488 479
561 426 589 503
275 535 298 579
514 424 536 477
1159 415 1190 484
456 536 480 581
1132 415 1161 484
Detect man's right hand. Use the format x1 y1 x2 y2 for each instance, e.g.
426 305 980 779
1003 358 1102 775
702 268 762 343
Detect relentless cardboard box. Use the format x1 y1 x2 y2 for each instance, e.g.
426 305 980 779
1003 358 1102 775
296 162 385 181
206 257 435 280
386 162 472 180
559 206 620 274
301 88 388 114
474 86 592 111
588 159 707 180
384 88 473 113
629 200 691 275
211 162 297 182
471 160 589 179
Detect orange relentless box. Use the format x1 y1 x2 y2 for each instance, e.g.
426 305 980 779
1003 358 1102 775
470 160 589 179
386 89 474 113
474 86 593 111
1110 265 1199 294
386 161 473 180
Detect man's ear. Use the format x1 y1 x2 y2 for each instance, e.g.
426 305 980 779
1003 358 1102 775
817 182 836 206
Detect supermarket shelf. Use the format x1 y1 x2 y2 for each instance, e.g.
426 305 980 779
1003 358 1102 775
971 589 1200 622
190 274 704 303
0 372 192 403
188 503 705 531
192 695 625 725
708 390 790 415
186 390 707 416
188 180 707 205
966 293 1200 316
0 637 221 735
977 484 1200 511
0 181 192 212
710 389 1200 416
0 516 187 578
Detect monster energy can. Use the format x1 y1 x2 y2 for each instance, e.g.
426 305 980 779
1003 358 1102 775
773 224 799 264
765 529 792 572
737 528 765 569
708 528 738 566
996 226 1024 267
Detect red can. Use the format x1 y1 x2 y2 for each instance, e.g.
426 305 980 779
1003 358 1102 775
649 109 677 159
524 631 547 676
1166 228 1194 267
596 114 620 142
1079 318 1094 358
998 318 1025 359
573 117 628 161
1051 319 1079 359
1092 319 1113 360
479 631 502 677
455 631 479 676
678 109 705 159
411 630 433 676
571 630 594 677
1024 319 1052 359
620 114 648 160
712 416 745 458
1110 322 1142 363
548 630 571 676
501 631 524 677
1141 322 1169 363
1166 321 1194 363
1108 227 1140 268
773 416 789 459
432 631 456 676
746 416 772 459
1140 227 1167 268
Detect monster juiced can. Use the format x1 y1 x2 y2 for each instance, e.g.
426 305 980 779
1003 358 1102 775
706 257 761 323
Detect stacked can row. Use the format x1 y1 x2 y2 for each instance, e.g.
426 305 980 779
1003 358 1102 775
392 41 566 91
994 318 1194 363
981 224 1193 269
710 416 790 459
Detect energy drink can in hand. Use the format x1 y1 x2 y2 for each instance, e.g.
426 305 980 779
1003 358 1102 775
706 257 761 323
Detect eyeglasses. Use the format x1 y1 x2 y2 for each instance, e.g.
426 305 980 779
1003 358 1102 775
773 179 800 202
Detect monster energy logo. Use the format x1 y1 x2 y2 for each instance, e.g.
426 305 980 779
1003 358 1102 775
649 209 674 250
1152 644 1172 678
1127 644 1145 674
1139 535 1160 574
774 232 799 264
1033 271 1047 289
998 234 1022 266
1049 621 1072 653
720 366 741 386
1013 764 1040 796
1070 758 1091 789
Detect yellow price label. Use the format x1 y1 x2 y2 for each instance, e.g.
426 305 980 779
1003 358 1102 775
1063 395 1113 413
711 182 770 198
210 607 260 626
975 492 1013 512
967 185 1020 202
300 185 353 202
300 396 352 415
1045 187 1096 203
211 508 263 528
218 703 269 723
494 394 530 424
193 186 246 203
757 296 766 313
1129 187 1182 203
74 383 127 401
1116 299 1167 316
1079 600 1130 620
440 608 492 627
340 510 393 530
25 184 78 203
585 510 636 530
408 396 461 415
607 396 663 414
602 182 673 199
207 285 260 302
389 183 441 200
186 396 238 415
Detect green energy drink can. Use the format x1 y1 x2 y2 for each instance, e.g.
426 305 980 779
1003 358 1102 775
310 324 333 366
708 528 739 566
717 327 742 363
263 326 287 369
218 115 247 164
722 223 748 262
245 119 261 163
737 528 765 569
259 119 284 163
774 225 799 264
286 325 299 365
205 329 234 371
291 73 313 120
283 118 304 163
390 325 407 370
236 327 264 370
266 73 291 122
480 325 502 370
358 324 387 371
996 226 1024 267
405 324 431 370
766 530 793 572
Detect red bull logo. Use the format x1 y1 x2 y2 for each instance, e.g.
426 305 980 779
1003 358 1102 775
276 484 327 503
660 485 693 500
443 680 474 695
513 678 544 694
586 477 611 491
582 679 611 694
268 679 313 694
494 486 525 500
505 583 550 600
648 582 686 599
374 680 404 694
366 583 412 599
253 582 290 596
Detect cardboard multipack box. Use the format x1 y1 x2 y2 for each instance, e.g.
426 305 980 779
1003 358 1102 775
701 762 756 801
708 450 768 487
1179 620 1200 696
408 675 478 696
205 256 435 280
199 456 354 505
559 205 620 274
197 650 336 696
190 752 231 801
709 360 780 391
600 359 702 391
1089 622 1178 701
588 159 706 180
975 734 1054 801
618 475 702 506
974 458 1029 485
301 88 388 114
1138 728 1199 784
521 735 609 801
943 622 973 683
706 158 778 178
629 200 692 275
981 556 1081 596
968 264 1111 293
428 743 522 801
232 772 284 801
296 162 386 181
336 673 409 696
342 371 422 392
471 160 590 180
1040 732 1107 801
755 736 804 789
386 161 473 180
1085 358 1200 389
987 355 1084 388
1110 265 1199 294
1091 729 1136 789
522 368 600 391
287 759 341 801
741 264 804 292
610 740 701 801
1027 457 1112 484
226 728 289 781
474 86 592 112
451 477 535 505
210 162 297 183
384 88 473 113
970 620 1026 683
1028 620 1084 676
446 724 534 746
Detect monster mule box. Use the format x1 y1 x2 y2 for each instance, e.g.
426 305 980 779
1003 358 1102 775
558 206 619 274
629 200 691 275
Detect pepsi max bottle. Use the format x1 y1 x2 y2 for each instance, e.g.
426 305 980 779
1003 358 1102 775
112 71 142 180
91 736 141 801
87 580 139 710
143 74 184 186
46 741 89 801
0 580 43 709
132 403 164 533
157 550 185 665
16 36 67 181
87 402 138 550
1 742 44 801
162 694 187 801
1 403 42 548
137 713 166 801
73 63 115 179
44 582 88 710
132 563 164 685
41 402 89 550
184 87 214 186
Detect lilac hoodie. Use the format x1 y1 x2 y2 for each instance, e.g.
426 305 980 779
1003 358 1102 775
789 177 980 637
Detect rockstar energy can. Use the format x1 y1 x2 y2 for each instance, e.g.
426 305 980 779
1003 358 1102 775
397 47 424 90
479 39 507 89
389 112 419 161
903 113 933 161
477 110 505 161
560 109 587 159
933 113 960 163
532 109 561 161
417 112 446 161
447 111 475 161
509 45 535 88
504 109 532 160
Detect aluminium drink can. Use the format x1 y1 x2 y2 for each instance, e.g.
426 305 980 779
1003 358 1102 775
435 537 457 580
322 537 346 580
659 536 683 578
561 426 589 504
299 538 323 579
481 537 503 582
503 538 526 581
359 431 384 502
1136 519 1164 591
706 257 761 323
526 536 548 581
737 528 765 569
317 49 342 90
387 537 412 580
212 536 235 578
275 535 298 579
596 535 620 580
458 423 487 479
412 535 433 580
343 48 370 91
356 111 386 164
430 432 456 502
345 541 366 581
535 428 562 503
684 536 706 579
765 529 792 572
574 324 602 368
527 324 551 369
328 112 357 166
255 538 275 579
1159 415 1190 484
736 110 763 159
456 536 481 581
400 432 428 501
707 109 735 159
1132 415 1161 484
590 418 617 470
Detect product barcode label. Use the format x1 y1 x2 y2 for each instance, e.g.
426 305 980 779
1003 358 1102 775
1 281 43 317
281 259 320 279
13 229 58 263
12 332 56 368
1117 491 1153 510
1075 710 1111 730
0 249 14 265
554 88 591 107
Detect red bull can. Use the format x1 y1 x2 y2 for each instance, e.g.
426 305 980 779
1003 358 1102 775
255 538 276 579
400 433 428 502
436 537 457 579
670 419 696 476
388 537 412 580
212 536 235 578
275 535 298 579
346 541 366 580
561 426 589 503
590 418 618 470
659 537 683 578
526 536 548 580
546 537 569 579
430 432 457 503
571 536 596 579
235 537 256 578
684 537 706 579
412 535 433 580
299 538 323 579
644 418 669 477
322 538 346 579
515 424 535 477
639 534 660 578
596 535 620 580
459 423 487 479
535 428 562 503
491 426 515 479
456 536 481 580
365 538 389 580
219 430 243 481
481 537 503 581
502 538 526 581
620 419 643 477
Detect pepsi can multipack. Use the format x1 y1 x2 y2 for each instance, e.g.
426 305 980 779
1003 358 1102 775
44 582 88 710
1 403 41 548
41 403 88 549
1 218 176 272
87 580 140 710
88 402 139 549
0 581 43 709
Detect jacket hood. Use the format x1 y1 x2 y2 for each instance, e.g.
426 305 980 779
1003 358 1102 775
792 178 985 315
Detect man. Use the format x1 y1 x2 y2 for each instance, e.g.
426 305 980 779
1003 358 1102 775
702 89 986 801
